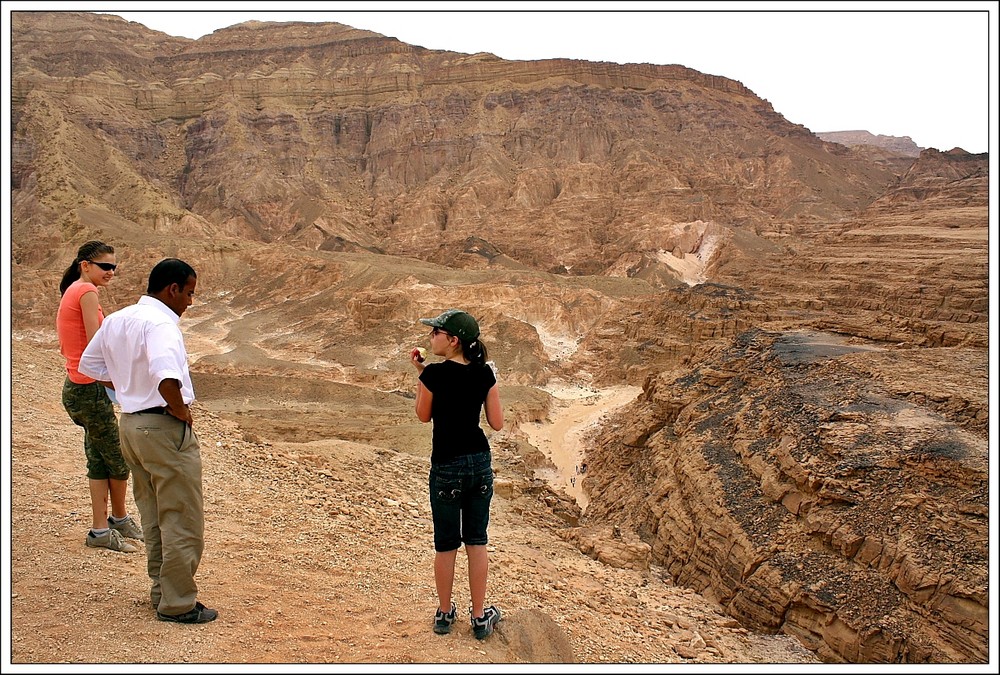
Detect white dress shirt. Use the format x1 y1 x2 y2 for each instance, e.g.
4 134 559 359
78 295 195 413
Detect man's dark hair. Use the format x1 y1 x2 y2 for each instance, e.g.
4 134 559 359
147 258 197 294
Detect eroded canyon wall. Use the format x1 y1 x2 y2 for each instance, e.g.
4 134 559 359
584 329 987 663
12 11 901 281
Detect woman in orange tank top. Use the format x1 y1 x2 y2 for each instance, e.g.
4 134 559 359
56 240 143 553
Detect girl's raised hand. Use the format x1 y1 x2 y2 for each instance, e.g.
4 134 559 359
410 346 427 370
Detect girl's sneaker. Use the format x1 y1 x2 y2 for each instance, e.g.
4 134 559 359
109 515 144 540
434 602 457 634
471 605 502 640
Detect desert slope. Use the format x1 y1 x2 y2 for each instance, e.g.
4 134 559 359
8 333 819 665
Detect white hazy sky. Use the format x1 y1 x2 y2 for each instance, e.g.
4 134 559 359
4 1 996 154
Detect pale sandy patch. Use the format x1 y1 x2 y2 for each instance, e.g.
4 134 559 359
534 324 581 361
522 383 642 511
653 231 721 286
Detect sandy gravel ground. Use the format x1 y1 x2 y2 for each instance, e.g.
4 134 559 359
6 333 820 669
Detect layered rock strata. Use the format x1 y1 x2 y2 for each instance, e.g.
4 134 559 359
12 11 902 277
583 329 987 663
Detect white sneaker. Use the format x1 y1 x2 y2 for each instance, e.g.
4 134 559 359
109 515 144 540
86 528 137 553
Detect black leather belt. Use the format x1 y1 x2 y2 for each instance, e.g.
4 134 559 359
133 406 169 415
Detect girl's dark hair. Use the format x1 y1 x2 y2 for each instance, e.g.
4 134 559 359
458 337 489 368
147 258 197 294
59 240 114 296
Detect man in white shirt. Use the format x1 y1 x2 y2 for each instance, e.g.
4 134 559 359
79 258 217 624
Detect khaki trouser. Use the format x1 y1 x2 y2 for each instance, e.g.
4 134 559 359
119 412 204 616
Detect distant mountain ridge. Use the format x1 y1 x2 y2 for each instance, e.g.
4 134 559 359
11 10 903 279
816 130 924 157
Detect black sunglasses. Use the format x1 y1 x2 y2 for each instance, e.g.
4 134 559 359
430 327 452 337
87 260 117 271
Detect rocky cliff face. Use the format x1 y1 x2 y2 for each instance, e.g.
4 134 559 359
12 11 901 279
9 11 989 666
584 330 987 663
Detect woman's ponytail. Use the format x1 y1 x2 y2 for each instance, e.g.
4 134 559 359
460 337 489 368
59 259 83 296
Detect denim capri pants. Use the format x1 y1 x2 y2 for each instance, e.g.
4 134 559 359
429 451 494 552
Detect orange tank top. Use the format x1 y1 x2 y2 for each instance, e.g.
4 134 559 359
56 281 104 384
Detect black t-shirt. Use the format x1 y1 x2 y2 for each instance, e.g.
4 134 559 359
419 359 497 464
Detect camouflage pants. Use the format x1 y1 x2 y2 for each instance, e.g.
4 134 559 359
62 378 129 480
